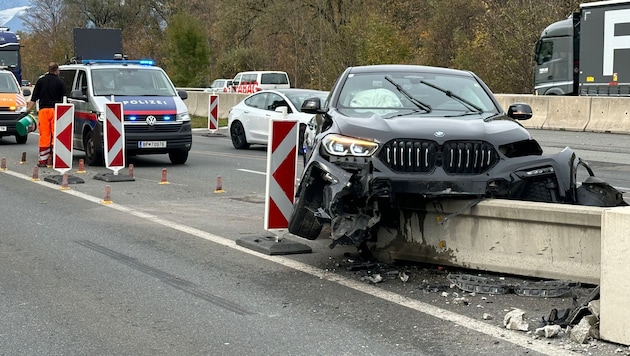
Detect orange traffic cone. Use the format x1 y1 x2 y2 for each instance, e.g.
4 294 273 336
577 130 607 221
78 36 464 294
159 168 170 184
214 175 225 193
76 159 86 174
31 166 40 181
60 173 70 190
102 185 113 204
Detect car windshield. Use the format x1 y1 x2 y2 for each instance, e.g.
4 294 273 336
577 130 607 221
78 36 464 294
0 73 20 93
284 91 328 112
91 68 177 96
337 71 497 118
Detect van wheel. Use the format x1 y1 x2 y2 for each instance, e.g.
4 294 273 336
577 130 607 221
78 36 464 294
230 121 250 149
15 134 27 144
169 150 188 164
84 131 104 166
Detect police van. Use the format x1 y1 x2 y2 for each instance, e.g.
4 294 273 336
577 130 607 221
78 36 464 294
59 59 192 166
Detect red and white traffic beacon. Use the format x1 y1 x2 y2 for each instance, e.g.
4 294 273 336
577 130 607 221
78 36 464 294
94 100 135 182
235 107 311 255
45 101 85 187
208 94 219 132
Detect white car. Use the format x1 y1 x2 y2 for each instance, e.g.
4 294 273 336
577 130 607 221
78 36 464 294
204 78 232 93
228 88 328 151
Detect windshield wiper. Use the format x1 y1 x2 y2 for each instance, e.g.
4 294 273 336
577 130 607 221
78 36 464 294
419 80 483 113
385 76 432 113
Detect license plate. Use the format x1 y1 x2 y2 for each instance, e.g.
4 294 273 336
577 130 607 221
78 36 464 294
138 141 167 148
0 126 6 132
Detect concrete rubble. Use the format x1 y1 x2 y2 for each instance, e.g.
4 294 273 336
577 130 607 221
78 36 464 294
503 308 529 332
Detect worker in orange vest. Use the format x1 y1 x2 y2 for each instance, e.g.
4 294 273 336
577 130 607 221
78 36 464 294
26 62 65 167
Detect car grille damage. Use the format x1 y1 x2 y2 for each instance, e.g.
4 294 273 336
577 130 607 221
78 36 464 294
379 139 499 174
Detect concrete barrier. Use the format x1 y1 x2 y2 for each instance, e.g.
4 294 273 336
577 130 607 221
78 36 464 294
600 207 630 345
184 92 247 119
543 96 591 131
371 199 603 284
586 97 630 133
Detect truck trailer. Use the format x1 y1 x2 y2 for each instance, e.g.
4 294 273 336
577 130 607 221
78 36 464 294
533 0 630 96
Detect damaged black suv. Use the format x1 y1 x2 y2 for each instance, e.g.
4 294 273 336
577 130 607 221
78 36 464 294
288 64 625 248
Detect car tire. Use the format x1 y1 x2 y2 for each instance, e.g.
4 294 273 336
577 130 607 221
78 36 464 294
169 150 188 165
230 121 250 149
288 179 324 240
15 134 27 144
84 131 104 166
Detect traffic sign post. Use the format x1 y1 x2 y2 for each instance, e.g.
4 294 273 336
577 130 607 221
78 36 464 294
208 94 218 132
93 102 135 182
43 103 85 186
236 107 311 255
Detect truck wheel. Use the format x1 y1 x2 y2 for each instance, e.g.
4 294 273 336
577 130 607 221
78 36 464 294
288 180 324 240
84 131 104 166
230 121 250 149
15 134 27 144
169 150 188 164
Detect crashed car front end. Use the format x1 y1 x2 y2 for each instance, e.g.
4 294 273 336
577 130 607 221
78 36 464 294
288 65 626 248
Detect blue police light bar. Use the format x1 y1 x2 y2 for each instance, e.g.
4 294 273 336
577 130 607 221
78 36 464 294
82 59 155 66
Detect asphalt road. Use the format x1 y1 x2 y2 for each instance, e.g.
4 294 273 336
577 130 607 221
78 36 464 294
0 128 628 355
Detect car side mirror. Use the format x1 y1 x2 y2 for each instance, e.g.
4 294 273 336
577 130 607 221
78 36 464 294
178 90 188 100
507 103 533 121
301 97 323 114
70 89 87 101
22 88 31 96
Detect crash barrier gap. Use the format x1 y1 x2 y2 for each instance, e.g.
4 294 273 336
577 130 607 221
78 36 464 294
181 90 630 345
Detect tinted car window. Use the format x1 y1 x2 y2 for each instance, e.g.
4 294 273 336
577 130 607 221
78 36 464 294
59 70 76 97
261 73 288 85
244 92 267 109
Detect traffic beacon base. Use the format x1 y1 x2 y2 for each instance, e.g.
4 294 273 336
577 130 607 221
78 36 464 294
93 172 135 182
44 174 85 185
236 232 312 256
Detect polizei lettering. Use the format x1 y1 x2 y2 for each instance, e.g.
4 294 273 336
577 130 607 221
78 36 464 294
121 99 168 105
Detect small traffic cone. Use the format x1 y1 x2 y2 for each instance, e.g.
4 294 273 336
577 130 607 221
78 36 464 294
159 168 170 184
20 152 27 164
214 175 225 193
31 166 40 181
60 173 70 190
128 164 134 178
76 159 86 173
102 185 113 204
0 157 6 171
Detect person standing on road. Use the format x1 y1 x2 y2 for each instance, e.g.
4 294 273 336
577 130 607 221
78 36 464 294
26 62 65 167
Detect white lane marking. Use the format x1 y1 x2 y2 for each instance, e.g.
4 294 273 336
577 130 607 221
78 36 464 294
237 168 266 175
2 168 576 356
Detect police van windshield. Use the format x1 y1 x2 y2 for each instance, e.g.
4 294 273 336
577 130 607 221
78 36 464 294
91 68 177 96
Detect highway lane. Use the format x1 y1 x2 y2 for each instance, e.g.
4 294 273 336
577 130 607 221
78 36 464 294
1 129 628 355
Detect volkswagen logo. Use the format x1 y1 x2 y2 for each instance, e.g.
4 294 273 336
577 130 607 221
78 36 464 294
434 131 445 138
146 115 157 126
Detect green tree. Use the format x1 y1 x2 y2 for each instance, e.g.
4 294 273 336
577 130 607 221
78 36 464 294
162 12 211 87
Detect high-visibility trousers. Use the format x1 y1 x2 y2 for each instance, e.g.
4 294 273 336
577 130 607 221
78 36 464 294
37 108 55 165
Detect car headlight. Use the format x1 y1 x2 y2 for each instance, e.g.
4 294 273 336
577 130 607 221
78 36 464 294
15 105 27 113
322 134 378 157
177 112 190 122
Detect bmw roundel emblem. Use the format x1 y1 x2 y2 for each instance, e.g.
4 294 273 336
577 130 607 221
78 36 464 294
146 115 157 126
434 131 445 137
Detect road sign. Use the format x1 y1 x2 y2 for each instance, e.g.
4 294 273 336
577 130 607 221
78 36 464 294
208 94 218 131
264 114 298 231
104 102 125 174
53 103 74 173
